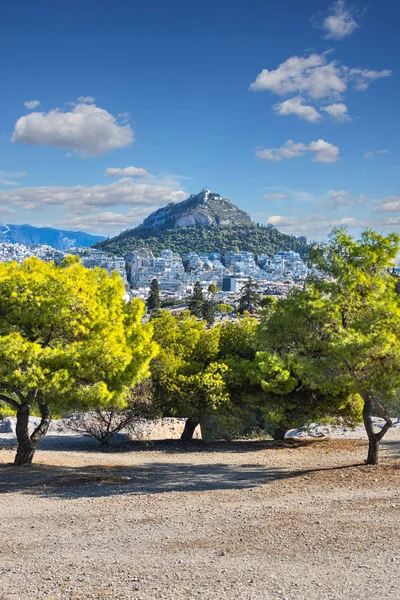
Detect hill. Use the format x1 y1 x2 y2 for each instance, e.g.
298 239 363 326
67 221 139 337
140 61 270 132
96 188 308 257
0 224 105 250
97 223 307 258
139 188 252 230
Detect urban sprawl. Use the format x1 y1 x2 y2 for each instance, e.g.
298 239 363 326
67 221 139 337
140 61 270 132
0 242 309 306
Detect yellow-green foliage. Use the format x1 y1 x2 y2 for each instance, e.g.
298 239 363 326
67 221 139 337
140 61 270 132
216 303 234 314
0 258 157 413
150 310 230 421
255 228 400 435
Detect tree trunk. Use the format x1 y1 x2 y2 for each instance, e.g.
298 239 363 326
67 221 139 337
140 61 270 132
14 401 51 466
181 417 199 441
271 426 287 441
366 435 379 466
362 393 392 466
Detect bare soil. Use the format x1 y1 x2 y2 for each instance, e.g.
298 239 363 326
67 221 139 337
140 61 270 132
0 432 399 600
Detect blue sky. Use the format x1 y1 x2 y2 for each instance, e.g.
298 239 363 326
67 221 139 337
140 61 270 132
0 0 398 240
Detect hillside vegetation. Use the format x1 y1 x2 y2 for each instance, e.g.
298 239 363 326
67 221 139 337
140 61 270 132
96 223 308 257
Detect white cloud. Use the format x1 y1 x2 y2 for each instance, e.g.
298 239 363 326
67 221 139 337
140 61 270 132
266 212 400 237
77 96 95 103
24 100 40 110
0 178 18 186
308 140 340 163
350 68 392 90
105 166 151 178
363 149 388 159
0 176 187 233
249 53 391 100
267 214 366 236
321 102 350 122
273 96 321 122
263 193 287 200
319 190 366 210
63 210 152 233
12 102 134 157
256 139 340 163
373 196 400 213
0 170 27 186
0 205 14 216
322 0 359 40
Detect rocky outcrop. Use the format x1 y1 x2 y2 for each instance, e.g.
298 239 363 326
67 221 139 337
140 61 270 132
138 188 252 230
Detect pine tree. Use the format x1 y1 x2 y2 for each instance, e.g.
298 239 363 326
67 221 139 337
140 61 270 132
146 278 161 312
0 257 157 465
202 300 216 326
188 281 204 318
238 277 261 313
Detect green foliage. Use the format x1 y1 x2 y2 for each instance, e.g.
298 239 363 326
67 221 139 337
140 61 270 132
160 298 185 308
0 406 15 419
95 224 308 258
260 295 277 316
0 258 158 414
238 277 261 313
207 283 219 296
216 303 234 314
149 311 228 424
201 300 216 326
255 228 400 445
146 278 161 312
218 316 258 361
188 281 205 318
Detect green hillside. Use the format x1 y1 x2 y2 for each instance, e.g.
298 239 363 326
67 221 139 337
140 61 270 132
95 223 308 257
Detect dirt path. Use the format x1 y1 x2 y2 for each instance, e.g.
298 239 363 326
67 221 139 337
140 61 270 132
1 435 399 600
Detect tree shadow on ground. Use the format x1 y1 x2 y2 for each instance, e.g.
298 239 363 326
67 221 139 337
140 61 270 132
0 459 365 500
381 439 400 460
0 433 320 454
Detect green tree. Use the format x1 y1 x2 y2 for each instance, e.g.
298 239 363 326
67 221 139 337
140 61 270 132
250 347 361 441
188 281 205 318
150 310 229 440
257 228 400 462
202 300 216 326
218 316 259 403
146 278 161 312
238 277 261 313
216 303 234 315
260 295 277 316
0 258 157 465
207 283 219 298
218 316 258 361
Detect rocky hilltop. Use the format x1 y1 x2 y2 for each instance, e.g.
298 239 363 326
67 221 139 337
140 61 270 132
138 188 252 230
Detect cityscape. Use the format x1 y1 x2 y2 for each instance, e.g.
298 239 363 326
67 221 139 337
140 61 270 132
0 241 310 307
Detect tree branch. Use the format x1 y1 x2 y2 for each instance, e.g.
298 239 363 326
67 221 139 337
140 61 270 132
0 393 20 410
371 394 393 441
13 387 26 403
30 402 52 445
376 420 392 442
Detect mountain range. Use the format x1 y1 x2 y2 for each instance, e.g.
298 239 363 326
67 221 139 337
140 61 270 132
0 224 105 250
97 189 308 257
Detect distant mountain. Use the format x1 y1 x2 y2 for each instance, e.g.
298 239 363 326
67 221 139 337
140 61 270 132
139 188 252 230
96 189 308 258
0 224 105 250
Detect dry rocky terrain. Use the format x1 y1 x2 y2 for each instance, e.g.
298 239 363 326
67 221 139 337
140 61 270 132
0 427 399 600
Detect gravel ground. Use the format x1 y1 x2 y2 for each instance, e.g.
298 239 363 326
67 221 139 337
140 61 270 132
0 430 399 600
